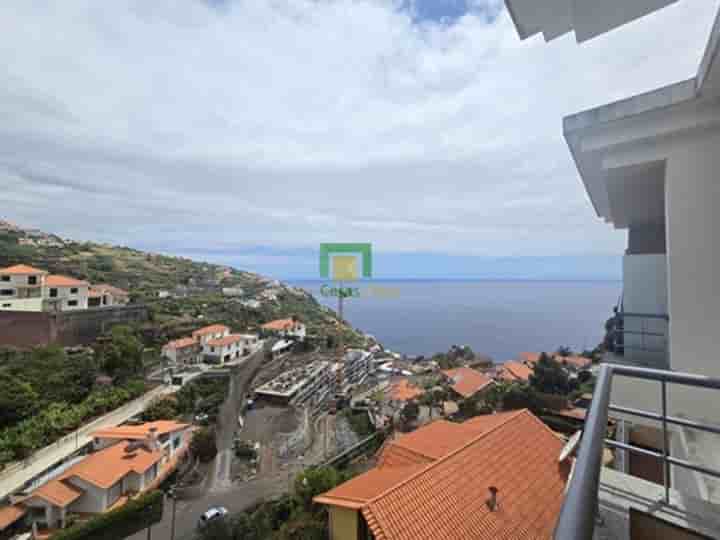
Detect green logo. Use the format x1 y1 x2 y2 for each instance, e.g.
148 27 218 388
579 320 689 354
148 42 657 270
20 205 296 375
319 243 372 281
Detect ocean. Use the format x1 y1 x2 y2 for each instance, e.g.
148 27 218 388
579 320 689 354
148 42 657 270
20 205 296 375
291 280 622 362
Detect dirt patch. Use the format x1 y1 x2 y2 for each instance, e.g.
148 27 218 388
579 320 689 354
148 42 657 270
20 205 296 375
241 405 299 444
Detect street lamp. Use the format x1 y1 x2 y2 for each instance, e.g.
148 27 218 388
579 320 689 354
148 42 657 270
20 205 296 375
166 485 178 540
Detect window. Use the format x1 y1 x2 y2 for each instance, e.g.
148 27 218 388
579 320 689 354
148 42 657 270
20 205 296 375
0 289 13 296
68 300 78 307
211 346 215 353
2 303 11 308
27 276 37 285
49 288 58 298
70 287 78 294
1 275 9 282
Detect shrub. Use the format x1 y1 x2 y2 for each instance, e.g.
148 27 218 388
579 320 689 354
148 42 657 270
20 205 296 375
190 428 217 463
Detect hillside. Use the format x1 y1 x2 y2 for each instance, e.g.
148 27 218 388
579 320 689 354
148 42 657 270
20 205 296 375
0 220 365 348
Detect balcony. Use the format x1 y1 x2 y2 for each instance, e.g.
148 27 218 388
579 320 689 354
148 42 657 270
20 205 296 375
554 364 720 539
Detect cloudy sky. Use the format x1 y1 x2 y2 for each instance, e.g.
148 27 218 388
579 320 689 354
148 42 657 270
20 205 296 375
1 0 717 278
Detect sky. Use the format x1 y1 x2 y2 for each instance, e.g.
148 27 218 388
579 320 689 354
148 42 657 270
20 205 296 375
1 0 717 279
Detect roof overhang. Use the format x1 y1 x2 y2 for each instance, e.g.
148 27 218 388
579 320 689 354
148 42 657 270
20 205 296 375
505 0 678 43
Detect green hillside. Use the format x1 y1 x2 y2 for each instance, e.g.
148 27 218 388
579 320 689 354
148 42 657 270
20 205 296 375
0 222 364 348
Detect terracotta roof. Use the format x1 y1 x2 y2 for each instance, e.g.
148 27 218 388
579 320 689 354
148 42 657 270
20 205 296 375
59 441 163 489
554 408 587 421
46 274 89 287
442 367 494 398
192 324 229 337
207 334 245 347
317 410 569 540
261 318 299 331
92 420 189 440
28 479 83 507
555 355 592 369
498 361 533 382
92 284 129 297
164 337 197 350
518 352 541 365
0 504 26 529
388 379 424 402
0 264 47 275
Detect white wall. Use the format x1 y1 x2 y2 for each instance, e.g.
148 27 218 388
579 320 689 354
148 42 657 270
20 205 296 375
47 285 89 310
65 477 107 514
0 297 44 311
665 130 720 424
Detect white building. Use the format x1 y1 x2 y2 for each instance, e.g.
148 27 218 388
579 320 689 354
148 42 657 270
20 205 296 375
191 324 230 346
88 284 129 308
505 1 720 538
0 265 90 312
261 318 306 341
161 337 199 365
202 333 258 364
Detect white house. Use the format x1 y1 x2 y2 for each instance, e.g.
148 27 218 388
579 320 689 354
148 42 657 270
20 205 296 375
202 333 258 364
88 284 129 308
191 324 230 346
45 275 89 311
0 264 47 311
161 337 200 365
261 318 306 341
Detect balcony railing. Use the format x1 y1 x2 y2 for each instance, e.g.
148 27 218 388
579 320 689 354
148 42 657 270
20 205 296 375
554 363 720 540
607 311 669 369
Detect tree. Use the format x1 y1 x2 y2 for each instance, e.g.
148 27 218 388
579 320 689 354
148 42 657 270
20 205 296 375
556 346 572 357
0 373 38 429
458 395 480 419
102 326 144 378
293 467 347 516
400 400 420 423
190 428 217 463
529 353 574 395
503 384 540 412
141 397 178 421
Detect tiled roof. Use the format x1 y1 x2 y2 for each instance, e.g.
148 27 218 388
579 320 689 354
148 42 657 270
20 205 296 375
0 264 47 275
46 275 89 287
498 361 533 382
60 441 163 489
0 504 26 529
442 367 494 398
29 479 83 507
359 410 569 540
261 318 298 331
92 420 189 440
192 324 229 337
207 334 245 347
555 355 592 369
388 379 424 402
518 352 541 365
164 337 197 350
92 284 129 296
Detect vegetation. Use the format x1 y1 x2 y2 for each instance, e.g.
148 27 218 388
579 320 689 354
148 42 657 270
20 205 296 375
190 428 218 463
342 409 375 438
50 490 163 540
196 467 351 540
529 353 574 395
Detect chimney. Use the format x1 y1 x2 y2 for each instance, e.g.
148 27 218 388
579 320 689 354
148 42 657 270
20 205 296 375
146 427 159 451
486 486 499 511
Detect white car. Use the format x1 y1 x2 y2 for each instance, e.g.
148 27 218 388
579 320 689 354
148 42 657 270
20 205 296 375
198 507 228 527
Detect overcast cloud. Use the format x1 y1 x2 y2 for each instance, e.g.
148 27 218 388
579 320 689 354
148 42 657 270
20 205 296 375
1 0 717 267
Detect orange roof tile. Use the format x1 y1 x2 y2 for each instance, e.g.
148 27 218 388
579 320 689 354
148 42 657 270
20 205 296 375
163 337 197 350
388 379 424 402
59 441 163 489
0 504 26 529
498 361 533 382
555 355 592 369
0 264 47 275
29 479 83 507
191 324 229 337
316 410 568 540
46 275 89 287
518 352 541 365
92 284 129 297
207 334 244 347
92 420 189 440
442 367 494 398
261 318 298 331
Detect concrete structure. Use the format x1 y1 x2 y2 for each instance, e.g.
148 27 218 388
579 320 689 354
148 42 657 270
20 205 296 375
334 349 373 394
254 361 332 408
504 0 720 536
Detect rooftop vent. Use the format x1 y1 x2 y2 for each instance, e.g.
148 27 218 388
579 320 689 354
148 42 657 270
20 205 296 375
486 486 499 512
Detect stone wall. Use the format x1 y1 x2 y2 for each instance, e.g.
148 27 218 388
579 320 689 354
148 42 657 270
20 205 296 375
0 305 148 348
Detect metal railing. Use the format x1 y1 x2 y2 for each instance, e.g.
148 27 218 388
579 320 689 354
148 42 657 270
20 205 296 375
554 363 720 540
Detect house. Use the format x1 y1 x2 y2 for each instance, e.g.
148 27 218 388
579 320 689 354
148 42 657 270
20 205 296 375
441 367 494 401
315 409 570 540
261 318 306 341
518 351 540 366
191 324 230 346
44 275 89 311
88 284 129 307
1 421 190 533
161 337 200 365
0 264 47 311
387 379 424 404
496 360 533 383
504 2 720 538
202 334 257 364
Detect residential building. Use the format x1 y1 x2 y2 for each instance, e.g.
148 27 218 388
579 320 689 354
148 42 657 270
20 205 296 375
504 1 720 538
45 275 89 311
261 318 306 341
254 361 332 408
202 333 258 364
495 360 532 383
161 337 200 365
88 284 129 307
315 409 570 540
442 367 494 401
0 421 190 533
0 264 47 311
191 324 230 346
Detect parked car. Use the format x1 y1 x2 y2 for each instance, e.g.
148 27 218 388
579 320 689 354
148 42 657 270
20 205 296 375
198 507 228 527
194 413 209 424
